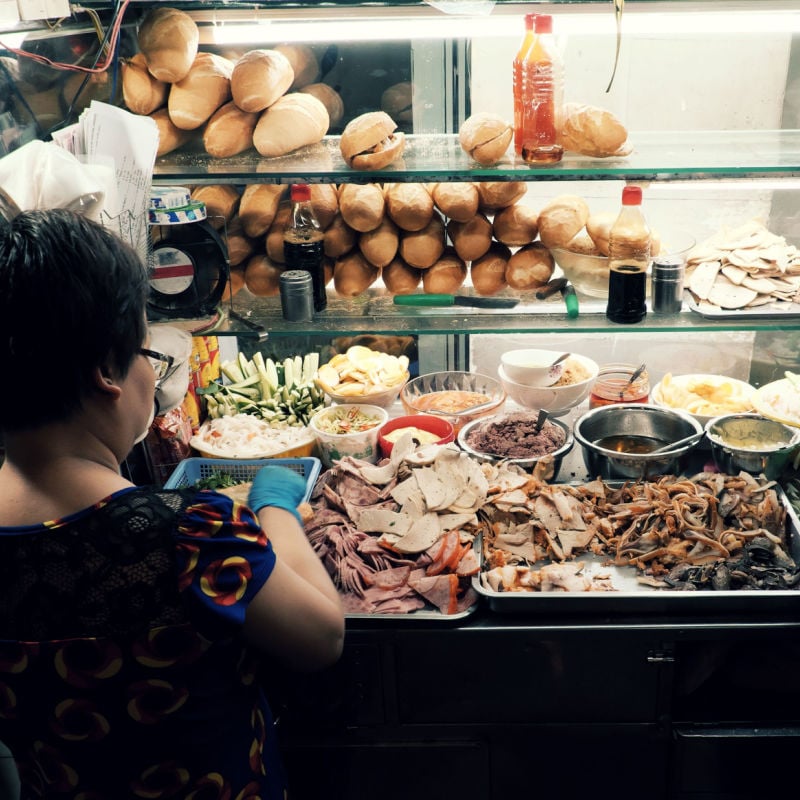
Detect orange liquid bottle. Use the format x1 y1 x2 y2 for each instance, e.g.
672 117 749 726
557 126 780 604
513 13 536 156
521 14 564 165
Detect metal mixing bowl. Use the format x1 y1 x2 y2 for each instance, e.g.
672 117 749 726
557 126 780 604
705 413 800 480
574 403 703 480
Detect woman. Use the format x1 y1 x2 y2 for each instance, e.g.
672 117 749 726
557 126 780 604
0 209 344 798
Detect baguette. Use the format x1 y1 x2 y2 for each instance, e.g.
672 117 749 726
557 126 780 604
191 185 240 230
151 107 193 156
422 247 467 294
430 182 480 223
476 181 527 212
538 194 591 249
447 213 492 262
137 7 199 83
252 93 329 158
505 242 555 290
333 251 380 297
558 102 632 158
359 216 399 268
238 184 286 238
492 203 539 247
384 183 434 232
381 258 421 294
122 53 168 115
324 214 357 258
168 52 233 130
244 254 283 296
470 242 511 296
338 183 385 233
203 101 258 158
398 214 446 269
459 112 512 166
231 49 294 113
299 83 344 127
274 44 320 90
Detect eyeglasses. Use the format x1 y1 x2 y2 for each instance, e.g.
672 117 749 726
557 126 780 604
139 348 175 386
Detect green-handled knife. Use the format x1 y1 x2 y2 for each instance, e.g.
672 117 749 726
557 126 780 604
393 294 520 309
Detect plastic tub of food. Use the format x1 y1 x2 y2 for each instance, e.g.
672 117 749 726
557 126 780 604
309 403 389 467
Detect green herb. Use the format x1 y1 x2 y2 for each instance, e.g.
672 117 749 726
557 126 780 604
195 470 241 490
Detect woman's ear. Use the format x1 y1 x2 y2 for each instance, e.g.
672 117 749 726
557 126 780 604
93 366 122 398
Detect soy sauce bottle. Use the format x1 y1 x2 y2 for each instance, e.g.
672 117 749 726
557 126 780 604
283 183 326 312
606 185 650 324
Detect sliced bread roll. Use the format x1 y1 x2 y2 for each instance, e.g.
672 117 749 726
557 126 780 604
203 101 258 158
168 52 234 130
122 53 168 115
137 7 199 83
231 49 294 113
252 93 329 158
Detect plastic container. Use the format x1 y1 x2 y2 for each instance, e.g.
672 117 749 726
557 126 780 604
163 457 322 504
589 363 650 409
606 185 650 324
512 13 536 156
520 14 564 165
309 404 389 467
284 183 326 312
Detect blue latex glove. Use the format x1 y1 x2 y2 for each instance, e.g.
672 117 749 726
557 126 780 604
248 465 307 524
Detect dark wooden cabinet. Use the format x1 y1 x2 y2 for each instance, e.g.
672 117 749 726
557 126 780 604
265 611 800 800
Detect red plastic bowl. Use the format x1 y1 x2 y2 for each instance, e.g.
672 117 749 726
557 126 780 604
378 414 455 458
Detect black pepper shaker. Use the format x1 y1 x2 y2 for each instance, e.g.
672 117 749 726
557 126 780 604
279 270 314 322
651 255 685 314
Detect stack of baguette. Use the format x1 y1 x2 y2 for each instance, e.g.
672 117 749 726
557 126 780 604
123 7 339 158
212 182 638 302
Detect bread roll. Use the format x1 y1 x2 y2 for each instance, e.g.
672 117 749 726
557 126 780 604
122 53 167 115
333 251 379 297
399 215 446 269
274 44 320 90
137 7 199 83
586 211 615 255
266 204 291 263
459 112 513 166
382 258 421 295
359 217 399 268
492 203 539 247
537 194 591 249
470 242 511 296
299 83 344 127
252 93 329 158
225 218 257 268
477 181 527 212
203 101 258 158
447 213 492 262
381 82 412 124
244 254 283 296
231 49 294 113
559 102 631 158
431 182 480 223
324 214 357 258
168 52 233 130
340 111 405 170
323 257 335 287
191 185 240 230
310 183 339 230
422 247 467 294
151 108 193 156
221 266 246 301
238 184 286 238
339 183 385 233
505 242 555 290
385 183 434 232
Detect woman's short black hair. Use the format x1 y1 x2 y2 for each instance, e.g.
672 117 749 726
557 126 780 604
0 209 149 431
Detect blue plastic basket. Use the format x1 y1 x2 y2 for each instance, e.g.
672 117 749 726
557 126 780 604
162 457 322 504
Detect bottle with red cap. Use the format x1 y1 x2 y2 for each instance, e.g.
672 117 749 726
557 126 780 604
283 183 327 313
606 185 651 324
520 13 564 165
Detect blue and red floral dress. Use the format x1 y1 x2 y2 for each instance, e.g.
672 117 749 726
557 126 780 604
0 486 286 799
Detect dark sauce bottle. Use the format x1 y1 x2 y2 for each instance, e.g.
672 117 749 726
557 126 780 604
283 183 327 312
606 185 650 324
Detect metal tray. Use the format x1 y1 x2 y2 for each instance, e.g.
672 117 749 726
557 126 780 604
686 294 800 320
345 603 478 623
473 481 800 614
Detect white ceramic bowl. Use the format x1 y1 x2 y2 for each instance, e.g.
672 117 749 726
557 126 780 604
498 355 599 416
500 348 566 387
650 373 756 428
308 403 389 468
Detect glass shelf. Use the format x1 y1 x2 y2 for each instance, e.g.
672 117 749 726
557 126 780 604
211 288 800 337
153 130 800 185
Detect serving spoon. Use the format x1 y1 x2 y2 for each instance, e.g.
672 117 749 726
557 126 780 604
618 363 647 400
650 431 705 455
